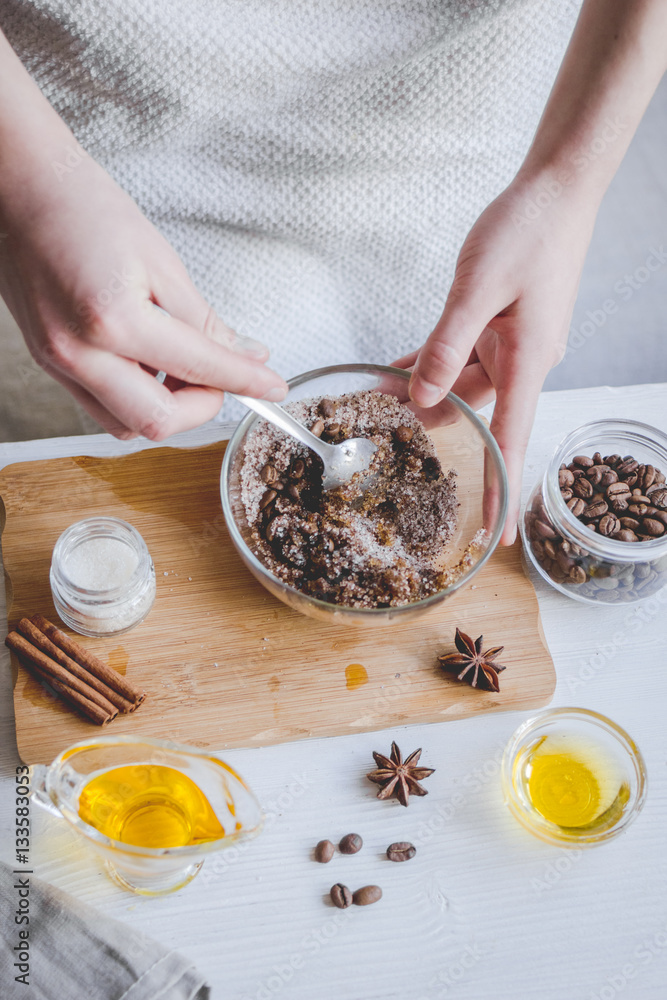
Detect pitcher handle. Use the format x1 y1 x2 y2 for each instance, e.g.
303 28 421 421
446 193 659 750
29 764 63 820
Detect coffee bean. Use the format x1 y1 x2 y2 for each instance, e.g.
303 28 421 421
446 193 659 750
573 455 594 468
592 451 603 465
556 549 575 572
583 500 608 519
619 517 640 531
647 487 667 508
617 458 639 475
559 469 575 488
395 425 414 444
598 513 621 536
259 489 277 510
567 498 586 517
612 529 638 542
319 398 337 418
610 497 629 513
265 517 279 542
326 422 341 438
353 885 382 906
387 842 416 862
331 884 353 908
339 833 363 855
606 482 631 498
588 466 605 486
569 565 587 585
604 454 621 466
291 458 306 479
543 539 557 560
287 484 301 500
628 503 648 517
534 519 559 539
601 470 619 486
260 464 278 484
311 418 325 437
643 465 657 489
315 840 335 863
560 488 574 502
642 518 665 537
573 478 594 499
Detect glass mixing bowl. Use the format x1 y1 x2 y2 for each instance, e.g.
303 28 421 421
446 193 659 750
220 364 508 624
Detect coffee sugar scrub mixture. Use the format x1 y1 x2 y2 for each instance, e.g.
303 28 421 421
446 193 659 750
240 391 459 608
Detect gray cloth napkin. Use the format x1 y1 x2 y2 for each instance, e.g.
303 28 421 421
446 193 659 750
0 862 211 1000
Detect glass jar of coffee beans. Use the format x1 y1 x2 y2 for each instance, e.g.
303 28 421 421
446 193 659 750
521 420 667 604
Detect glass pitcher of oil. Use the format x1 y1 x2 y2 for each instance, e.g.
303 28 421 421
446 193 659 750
30 736 263 895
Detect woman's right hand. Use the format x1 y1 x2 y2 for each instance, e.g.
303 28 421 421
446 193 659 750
0 146 287 440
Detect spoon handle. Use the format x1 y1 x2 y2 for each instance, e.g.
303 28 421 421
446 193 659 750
232 394 333 462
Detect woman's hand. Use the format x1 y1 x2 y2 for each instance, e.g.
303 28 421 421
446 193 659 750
397 175 596 543
0 151 287 440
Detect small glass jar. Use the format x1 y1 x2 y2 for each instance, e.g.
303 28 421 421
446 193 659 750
50 517 156 636
521 419 667 605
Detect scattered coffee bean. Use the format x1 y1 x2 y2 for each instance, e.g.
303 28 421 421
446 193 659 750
387 842 416 862
395 425 414 444
330 884 353 908
353 885 382 906
314 840 335 863
291 458 306 479
339 833 363 855
310 418 325 437
319 398 337 418
326 422 341 438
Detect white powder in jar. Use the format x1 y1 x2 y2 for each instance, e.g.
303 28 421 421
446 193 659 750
63 537 139 591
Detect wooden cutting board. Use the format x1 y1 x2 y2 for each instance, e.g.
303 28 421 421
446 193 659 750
0 442 555 764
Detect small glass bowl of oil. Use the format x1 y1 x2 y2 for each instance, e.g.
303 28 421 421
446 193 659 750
29 736 264 894
501 708 647 847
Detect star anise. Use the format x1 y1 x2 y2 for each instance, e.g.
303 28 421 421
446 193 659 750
366 741 435 807
438 627 506 692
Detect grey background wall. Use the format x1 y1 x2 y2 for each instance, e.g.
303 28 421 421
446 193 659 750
1 76 666 442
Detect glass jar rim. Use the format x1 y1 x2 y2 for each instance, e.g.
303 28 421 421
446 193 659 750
51 516 152 602
543 418 667 561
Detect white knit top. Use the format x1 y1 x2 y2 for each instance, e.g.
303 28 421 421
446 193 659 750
2 0 581 415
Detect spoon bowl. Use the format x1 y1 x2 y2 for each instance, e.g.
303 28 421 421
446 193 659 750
233 394 377 490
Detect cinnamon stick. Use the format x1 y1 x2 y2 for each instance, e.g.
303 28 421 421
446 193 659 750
5 632 117 725
31 614 145 707
17 618 134 713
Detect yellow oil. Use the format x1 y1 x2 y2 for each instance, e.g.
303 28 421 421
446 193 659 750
345 663 369 690
524 737 627 832
77 764 226 848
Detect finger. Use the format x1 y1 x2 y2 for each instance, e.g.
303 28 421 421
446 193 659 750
68 345 226 439
114 304 287 399
152 278 270 361
489 357 546 546
391 349 419 370
409 291 509 408
450 362 495 413
46 366 138 439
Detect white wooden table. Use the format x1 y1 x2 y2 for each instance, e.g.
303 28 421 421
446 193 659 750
1 384 666 1000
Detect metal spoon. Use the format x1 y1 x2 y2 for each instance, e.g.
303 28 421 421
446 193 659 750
234 394 377 491
151 305 376 489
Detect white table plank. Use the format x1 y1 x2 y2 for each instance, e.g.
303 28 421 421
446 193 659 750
1 385 666 1000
